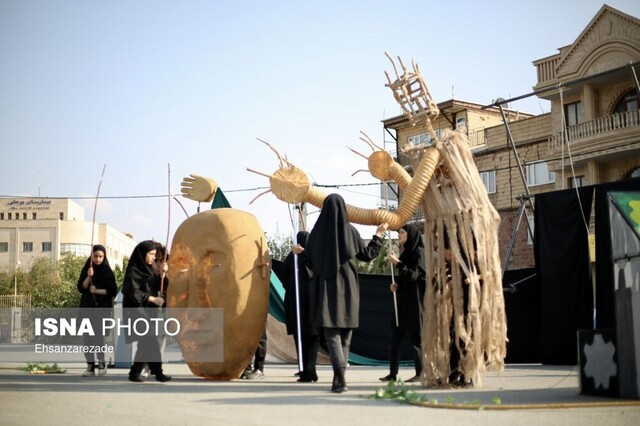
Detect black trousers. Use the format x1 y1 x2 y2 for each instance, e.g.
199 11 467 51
131 334 163 375
82 315 106 366
294 334 319 375
246 330 267 372
82 332 106 366
323 328 352 370
387 326 422 376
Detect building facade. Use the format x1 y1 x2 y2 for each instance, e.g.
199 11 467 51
383 4 640 271
0 197 137 273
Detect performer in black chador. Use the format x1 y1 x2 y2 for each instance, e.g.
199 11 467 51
122 240 171 383
379 223 426 383
77 244 117 377
284 230 319 382
304 194 387 393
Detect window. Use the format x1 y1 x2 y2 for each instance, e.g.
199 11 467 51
23 212 27 220
59 212 64 220
564 101 582 127
526 162 555 186
0 242 8 252
0 213 3 220
527 214 535 245
456 116 467 130
569 176 585 188
8 213 12 220
42 242 52 252
23 242 33 252
614 89 638 114
479 170 496 194
60 243 91 257
15 213 18 220
32 212 36 219
407 132 431 147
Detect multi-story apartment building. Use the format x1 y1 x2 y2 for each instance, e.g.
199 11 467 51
383 4 640 271
0 197 136 273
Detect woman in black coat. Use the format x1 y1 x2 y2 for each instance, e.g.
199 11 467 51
122 240 171 383
77 244 117 377
283 230 319 382
304 194 388 393
379 223 426 383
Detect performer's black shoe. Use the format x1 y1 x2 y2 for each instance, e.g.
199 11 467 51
331 367 347 393
331 385 348 393
379 374 397 382
128 374 144 383
128 362 144 382
155 373 172 383
405 375 421 383
297 371 318 383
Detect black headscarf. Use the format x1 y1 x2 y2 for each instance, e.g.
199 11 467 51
306 194 363 278
78 244 113 283
399 223 426 273
125 240 156 281
284 231 311 276
77 244 116 306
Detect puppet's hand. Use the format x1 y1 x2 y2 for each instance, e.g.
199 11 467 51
247 139 311 204
181 174 217 203
384 52 439 128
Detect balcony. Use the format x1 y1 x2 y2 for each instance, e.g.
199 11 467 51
534 57 560 86
549 109 640 151
468 129 487 150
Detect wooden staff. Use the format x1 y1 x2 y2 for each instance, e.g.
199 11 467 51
292 203 306 374
89 164 107 305
383 181 399 327
161 163 171 294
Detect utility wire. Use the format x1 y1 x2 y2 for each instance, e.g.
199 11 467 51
0 181 382 201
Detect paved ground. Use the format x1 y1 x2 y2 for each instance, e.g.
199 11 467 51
1 362 639 425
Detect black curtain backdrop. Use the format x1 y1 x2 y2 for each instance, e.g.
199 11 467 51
503 268 540 363
594 177 640 328
352 273 415 363
534 187 594 365
275 175 635 366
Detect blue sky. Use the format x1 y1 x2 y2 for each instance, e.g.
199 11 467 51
2 0 639 248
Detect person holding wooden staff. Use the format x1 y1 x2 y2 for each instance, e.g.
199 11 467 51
122 240 171 383
284 230 318 382
379 223 426 383
77 244 117 377
304 194 387 393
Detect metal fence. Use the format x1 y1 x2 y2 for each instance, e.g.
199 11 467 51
0 295 32 343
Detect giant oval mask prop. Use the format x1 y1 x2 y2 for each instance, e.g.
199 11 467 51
167 208 270 379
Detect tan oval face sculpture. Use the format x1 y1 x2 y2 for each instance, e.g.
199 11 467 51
167 208 270 380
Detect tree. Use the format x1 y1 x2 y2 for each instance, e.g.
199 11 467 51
267 227 393 275
23 255 82 308
356 234 393 275
113 257 128 290
0 253 128 308
266 230 293 262
0 270 12 295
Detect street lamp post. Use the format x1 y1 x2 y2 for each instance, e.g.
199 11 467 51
14 260 20 298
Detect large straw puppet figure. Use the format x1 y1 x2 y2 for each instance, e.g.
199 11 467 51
248 54 507 388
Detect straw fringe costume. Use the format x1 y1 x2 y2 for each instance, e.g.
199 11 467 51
408 130 507 387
